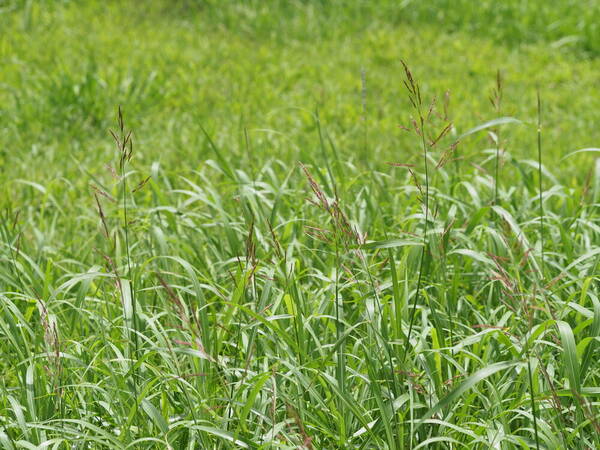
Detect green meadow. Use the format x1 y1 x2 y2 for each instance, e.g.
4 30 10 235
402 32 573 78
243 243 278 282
1 1 599 448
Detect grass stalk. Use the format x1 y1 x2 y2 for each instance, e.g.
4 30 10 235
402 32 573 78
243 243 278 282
536 89 545 276
491 70 503 206
402 61 430 362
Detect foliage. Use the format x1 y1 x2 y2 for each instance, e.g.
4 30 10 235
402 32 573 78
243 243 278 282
0 1 599 448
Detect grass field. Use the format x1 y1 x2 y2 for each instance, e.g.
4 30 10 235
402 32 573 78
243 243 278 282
1 1 600 448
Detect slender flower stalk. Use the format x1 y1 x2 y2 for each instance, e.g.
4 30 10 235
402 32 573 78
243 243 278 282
491 70 503 206
537 89 545 276
400 61 455 360
400 61 428 360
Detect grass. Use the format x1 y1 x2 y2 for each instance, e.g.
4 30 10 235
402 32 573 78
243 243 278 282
1 1 600 448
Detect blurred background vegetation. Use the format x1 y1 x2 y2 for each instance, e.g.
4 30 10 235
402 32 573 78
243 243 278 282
0 0 599 186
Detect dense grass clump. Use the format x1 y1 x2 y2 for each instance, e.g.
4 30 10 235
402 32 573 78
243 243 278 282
1 1 599 448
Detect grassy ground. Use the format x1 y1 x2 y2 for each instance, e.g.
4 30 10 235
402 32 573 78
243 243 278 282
1 1 599 448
